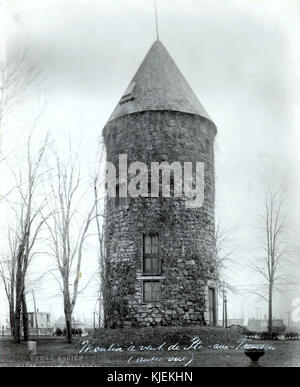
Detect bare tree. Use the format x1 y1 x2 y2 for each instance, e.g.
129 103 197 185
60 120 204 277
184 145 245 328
0 48 44 342
0 134 49 343
0 225 33 341
0 228 17 337
214 219 238 285
212 219 240 327
0 47 43 205
0 48 40 130
93 144 106 328
44 146 97 343
250 187 291 335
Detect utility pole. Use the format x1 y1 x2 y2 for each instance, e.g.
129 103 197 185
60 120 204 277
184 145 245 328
224 292 228 328
98 298 102 329
287 311 292 330
93 311 96 330
222 282 228 328
222 282 225 327
254 307 262 331
32 290 39 336
255 307 262 320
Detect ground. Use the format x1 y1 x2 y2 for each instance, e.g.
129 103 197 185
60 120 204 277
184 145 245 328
0 334 299 367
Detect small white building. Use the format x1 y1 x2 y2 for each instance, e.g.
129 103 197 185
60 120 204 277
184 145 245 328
27 312 51 329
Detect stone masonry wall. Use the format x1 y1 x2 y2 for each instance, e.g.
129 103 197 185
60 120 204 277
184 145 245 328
102 110 217 328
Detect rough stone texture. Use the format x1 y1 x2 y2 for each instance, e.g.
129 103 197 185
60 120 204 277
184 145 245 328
102 111 218 328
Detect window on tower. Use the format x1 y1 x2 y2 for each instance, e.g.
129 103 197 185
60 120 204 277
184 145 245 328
120 81 136 104
142 233 160 275
170 173 174 196
143 281 161 302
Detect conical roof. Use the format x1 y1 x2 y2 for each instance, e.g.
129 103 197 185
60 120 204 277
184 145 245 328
108 40 214 124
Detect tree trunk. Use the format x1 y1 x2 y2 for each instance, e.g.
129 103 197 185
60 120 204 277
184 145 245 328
65 311 72 344
13 301 21 343
64 300 73 344
62 278 73 343
22 293 29 342
9 304 15 339
14 250 24 343
268 284 273 336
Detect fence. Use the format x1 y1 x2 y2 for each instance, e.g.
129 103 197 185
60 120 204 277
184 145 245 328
1 327 54 337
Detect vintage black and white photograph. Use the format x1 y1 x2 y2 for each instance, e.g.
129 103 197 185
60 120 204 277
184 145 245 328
0 0 300 371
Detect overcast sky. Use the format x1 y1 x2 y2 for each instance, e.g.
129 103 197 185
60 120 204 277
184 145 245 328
1 0 300 327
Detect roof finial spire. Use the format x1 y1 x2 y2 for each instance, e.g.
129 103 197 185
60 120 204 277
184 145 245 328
154 0 159 41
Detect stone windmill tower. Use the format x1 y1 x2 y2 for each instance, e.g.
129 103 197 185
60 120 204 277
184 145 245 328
102 38 218 328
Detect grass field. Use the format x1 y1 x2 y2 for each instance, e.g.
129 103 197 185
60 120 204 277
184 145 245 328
0 332 299 367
